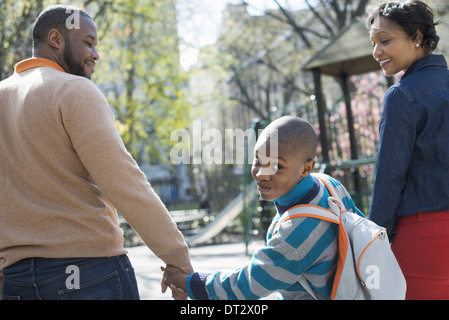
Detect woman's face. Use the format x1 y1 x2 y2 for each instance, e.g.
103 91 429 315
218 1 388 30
370 16 428 76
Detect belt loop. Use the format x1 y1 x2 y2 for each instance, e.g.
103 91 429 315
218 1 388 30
418 212 423 222
29 258 36 271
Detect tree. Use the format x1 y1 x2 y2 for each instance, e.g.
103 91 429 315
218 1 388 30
218 0 373 123
0 0 191 166
91 0 192 164
0 0 44 80
213 4 316 122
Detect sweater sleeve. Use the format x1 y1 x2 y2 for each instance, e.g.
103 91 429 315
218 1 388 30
59 78 190 268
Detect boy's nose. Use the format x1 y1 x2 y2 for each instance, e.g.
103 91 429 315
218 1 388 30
255 167 276 179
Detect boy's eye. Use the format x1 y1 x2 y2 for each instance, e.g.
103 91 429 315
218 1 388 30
254 156 267 165
254 156 283 170
273 164 283 171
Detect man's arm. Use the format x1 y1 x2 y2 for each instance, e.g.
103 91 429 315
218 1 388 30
60 78 191 268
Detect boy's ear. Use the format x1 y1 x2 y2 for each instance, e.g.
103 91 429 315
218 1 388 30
302 159 316 175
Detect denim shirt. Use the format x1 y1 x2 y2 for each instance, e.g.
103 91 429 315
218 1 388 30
368 54 449 239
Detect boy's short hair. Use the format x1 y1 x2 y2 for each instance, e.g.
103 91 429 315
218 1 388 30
261 116 317 162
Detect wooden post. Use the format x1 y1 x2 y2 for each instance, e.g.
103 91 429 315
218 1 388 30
341 73 358 162
341 72 360 193
312 68 330 163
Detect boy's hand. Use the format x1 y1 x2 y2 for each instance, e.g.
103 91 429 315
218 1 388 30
161 262 192 291
161 265 189 299
163 265 189 291
169 284 189 300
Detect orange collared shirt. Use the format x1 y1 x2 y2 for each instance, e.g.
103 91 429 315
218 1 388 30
15 57 66 74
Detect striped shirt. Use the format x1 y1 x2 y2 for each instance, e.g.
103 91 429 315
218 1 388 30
186 173 364 300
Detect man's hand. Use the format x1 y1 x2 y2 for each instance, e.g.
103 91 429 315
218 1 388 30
161 262 192 292
161 264 191 300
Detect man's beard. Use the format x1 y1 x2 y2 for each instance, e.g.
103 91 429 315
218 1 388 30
62 39 89 79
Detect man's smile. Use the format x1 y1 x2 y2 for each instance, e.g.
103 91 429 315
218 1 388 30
85 59 96 73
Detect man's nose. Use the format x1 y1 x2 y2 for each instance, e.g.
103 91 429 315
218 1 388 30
92 47 100 61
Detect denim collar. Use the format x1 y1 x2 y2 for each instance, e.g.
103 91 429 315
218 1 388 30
402 54 447 80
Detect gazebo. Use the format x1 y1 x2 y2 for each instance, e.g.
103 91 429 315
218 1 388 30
302 19 382 165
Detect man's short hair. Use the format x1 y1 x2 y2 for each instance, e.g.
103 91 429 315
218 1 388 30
32 5 92 49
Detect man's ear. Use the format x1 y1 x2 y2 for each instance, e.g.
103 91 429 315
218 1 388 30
47 28 65 50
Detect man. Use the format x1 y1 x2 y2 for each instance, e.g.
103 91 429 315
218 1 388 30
0 5 192 300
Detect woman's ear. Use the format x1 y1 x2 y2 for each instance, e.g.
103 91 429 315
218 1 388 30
413 29 424 46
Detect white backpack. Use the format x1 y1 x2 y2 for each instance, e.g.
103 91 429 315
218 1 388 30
276 174 407 300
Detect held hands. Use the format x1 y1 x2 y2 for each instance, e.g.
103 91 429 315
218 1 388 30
161 264 191 300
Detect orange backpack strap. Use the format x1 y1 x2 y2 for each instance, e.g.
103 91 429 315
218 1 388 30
273 203 340 235
273 174 350 300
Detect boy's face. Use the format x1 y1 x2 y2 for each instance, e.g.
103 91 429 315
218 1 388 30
251 137 315 202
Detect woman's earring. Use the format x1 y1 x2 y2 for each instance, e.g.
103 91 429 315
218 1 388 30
416 43 420 47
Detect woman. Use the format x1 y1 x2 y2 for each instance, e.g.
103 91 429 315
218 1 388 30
367 1 449 300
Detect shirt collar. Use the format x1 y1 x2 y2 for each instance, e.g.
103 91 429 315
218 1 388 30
15 57 66 74
402 54 447 79
273 174 314 207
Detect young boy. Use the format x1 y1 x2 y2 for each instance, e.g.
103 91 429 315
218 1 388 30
164 116 364 300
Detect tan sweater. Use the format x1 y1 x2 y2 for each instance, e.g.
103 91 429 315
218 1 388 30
0 58 190 272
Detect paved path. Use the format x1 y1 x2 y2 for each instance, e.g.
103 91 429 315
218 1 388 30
126 240 273 300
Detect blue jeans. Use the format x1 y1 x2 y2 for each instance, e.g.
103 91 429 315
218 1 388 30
2 255 140 300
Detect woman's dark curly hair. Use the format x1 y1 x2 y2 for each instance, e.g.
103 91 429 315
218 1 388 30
366 1 440 53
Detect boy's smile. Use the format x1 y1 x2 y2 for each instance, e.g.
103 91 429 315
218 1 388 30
252 138 315 202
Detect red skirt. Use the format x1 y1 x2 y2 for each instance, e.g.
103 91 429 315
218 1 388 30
392 211 449 300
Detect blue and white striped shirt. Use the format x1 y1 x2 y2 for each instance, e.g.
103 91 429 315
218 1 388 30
186 173 364 300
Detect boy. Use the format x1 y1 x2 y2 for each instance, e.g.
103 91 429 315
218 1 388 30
164 116 364 300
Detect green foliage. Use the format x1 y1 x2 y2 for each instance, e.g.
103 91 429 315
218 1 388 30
90 0 192 164
0 0 44 79
0 0 193 165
